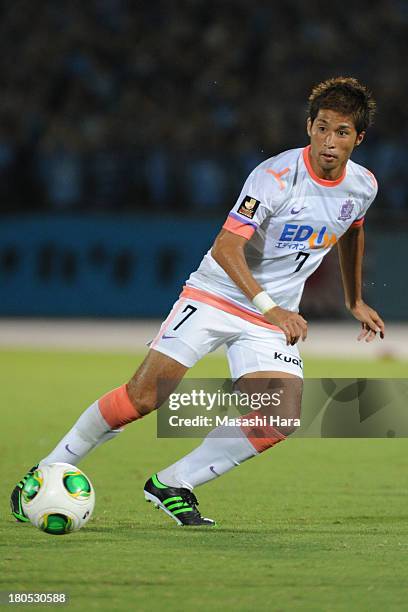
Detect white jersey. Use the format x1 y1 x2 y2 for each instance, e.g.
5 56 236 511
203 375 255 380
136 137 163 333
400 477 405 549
183 145 377 324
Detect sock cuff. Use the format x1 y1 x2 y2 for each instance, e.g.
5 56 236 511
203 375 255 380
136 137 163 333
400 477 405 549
99 384 141 428
239 420 286 454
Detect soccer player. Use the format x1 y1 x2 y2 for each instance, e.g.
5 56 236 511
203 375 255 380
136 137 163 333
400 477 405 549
11 77 385 526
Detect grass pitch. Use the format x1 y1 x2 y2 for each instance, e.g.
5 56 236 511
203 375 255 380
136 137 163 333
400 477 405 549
1 349 408 611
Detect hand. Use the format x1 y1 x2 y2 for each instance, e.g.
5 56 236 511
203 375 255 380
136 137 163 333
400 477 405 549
264 306 308 346
349 300 385 342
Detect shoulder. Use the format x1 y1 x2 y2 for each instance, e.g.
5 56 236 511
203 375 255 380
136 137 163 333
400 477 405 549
249 147 303 195
347 158 378 199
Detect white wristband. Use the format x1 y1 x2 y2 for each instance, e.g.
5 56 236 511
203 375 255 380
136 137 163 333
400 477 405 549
252 291 277 314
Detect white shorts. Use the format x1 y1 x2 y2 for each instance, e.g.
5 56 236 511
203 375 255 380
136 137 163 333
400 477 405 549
150 297 303 380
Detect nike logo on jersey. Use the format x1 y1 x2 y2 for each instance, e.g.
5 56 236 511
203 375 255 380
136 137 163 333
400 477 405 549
65 444 79 456
162 334 176 340
290 206 307 214
209 465 220 477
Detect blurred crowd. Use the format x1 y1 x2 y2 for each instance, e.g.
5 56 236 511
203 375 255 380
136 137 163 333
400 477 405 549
0 0 407 215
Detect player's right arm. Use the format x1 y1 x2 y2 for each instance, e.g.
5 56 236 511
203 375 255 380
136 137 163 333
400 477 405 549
211 228 307 345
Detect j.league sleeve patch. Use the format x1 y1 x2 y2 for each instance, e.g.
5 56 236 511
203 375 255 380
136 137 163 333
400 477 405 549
237 196 261 219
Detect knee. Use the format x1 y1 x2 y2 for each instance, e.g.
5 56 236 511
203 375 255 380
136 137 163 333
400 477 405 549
273 405 301 437
274 422 298 437
273 406 300 438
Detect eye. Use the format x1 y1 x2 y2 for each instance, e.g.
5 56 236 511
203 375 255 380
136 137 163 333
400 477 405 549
338 130 348 137
318 126 326 132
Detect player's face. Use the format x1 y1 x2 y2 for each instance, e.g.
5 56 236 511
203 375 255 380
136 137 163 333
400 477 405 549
307 109 365 180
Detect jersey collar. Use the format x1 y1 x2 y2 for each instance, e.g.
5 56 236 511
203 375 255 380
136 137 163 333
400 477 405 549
302 145 346 187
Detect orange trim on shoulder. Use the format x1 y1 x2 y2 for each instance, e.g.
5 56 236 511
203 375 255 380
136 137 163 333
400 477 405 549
266 167 289 190
303 145 346 187
365 169 378 189
350 217 365 228
223 216 256 239
180 286 283 333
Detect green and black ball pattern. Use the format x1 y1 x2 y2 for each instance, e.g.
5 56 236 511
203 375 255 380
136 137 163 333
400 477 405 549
40 513 74 535
63 470 91 500
21 470 43 503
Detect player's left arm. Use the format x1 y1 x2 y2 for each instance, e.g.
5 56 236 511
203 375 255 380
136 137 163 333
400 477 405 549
337 224 385 342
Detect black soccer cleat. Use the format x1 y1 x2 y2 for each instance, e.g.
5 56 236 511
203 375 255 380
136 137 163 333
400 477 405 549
10 465 38 522
144 474 216 526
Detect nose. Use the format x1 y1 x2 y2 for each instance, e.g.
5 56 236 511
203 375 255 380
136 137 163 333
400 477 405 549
323 132 335 148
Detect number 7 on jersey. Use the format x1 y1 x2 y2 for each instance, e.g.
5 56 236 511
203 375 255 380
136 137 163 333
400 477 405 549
293 252 310 273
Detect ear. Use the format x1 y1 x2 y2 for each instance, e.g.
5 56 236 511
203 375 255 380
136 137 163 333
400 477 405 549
306 117 312 137
355 131 365 147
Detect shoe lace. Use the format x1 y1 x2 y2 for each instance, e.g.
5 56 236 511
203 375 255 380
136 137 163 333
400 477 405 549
180 489 201 515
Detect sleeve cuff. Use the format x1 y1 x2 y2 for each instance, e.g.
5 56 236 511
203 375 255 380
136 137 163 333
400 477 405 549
350 217 365 228
223 214 257 239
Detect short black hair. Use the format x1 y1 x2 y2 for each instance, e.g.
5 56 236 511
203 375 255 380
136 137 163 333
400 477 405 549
308 77 376 134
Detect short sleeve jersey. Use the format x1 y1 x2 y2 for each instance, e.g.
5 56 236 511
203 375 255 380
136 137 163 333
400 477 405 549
185 145 377 314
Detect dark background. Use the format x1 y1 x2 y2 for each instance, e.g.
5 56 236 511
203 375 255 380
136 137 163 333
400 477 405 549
0 0 406 318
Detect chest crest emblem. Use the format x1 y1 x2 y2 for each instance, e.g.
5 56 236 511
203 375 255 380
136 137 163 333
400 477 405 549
338 199 354 221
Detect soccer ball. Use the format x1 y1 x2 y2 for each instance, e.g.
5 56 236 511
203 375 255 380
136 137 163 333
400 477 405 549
21 462 95 535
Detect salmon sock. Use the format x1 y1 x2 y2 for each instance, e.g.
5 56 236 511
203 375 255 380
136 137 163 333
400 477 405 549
98 384 141 428
40 384 141 466
157 416 285 490
239 418 286 453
